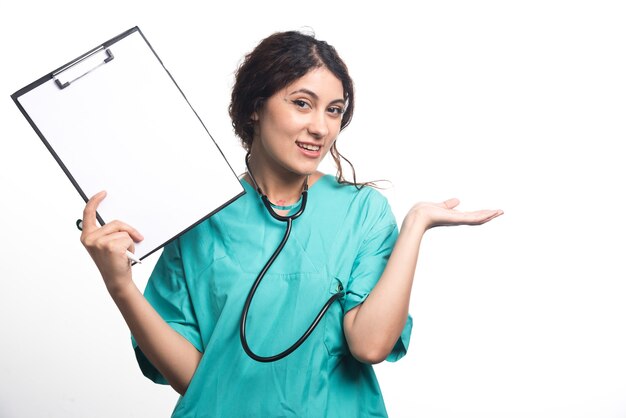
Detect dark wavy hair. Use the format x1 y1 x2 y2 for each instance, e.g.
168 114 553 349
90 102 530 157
229 30 362 186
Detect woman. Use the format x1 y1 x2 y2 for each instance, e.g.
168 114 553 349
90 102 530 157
81 31 502 417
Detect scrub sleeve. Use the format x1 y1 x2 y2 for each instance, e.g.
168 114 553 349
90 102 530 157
132 241 203 384
343 219 412 362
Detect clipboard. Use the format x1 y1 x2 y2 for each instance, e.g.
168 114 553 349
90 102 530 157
11 27 245 260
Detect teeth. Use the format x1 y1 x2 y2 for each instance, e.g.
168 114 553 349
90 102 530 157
298 143 320 151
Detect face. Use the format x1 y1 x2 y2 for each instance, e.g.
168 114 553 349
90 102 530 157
251 67 345 178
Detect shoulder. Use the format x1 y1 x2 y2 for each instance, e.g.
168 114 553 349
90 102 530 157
314 174 395 228
316 174 390 206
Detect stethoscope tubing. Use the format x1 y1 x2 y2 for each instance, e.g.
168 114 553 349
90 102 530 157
239 216 344 362
240 154 344 362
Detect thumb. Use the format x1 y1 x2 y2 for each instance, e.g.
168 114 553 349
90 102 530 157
441 198 460 210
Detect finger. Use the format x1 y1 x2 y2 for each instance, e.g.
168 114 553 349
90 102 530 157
90 219 144 243
92 231 137 258
477 209 504 224
454 209 503 225
441 198 460 210
81 191 107 234
96 231 135 249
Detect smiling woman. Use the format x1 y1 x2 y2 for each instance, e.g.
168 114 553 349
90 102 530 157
79 30 503 417
247 67 344 194
229 31 358 189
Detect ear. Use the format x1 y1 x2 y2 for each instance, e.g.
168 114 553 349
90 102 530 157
251 112 259 121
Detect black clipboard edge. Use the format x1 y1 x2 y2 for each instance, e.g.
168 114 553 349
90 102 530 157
138 189 246 262
11 95 104 226
10 27 141 226
130 27 247 260
135 28 243 192
10 26 247 260
11 27 139 100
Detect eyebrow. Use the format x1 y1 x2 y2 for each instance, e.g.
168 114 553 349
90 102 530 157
288 88 345 106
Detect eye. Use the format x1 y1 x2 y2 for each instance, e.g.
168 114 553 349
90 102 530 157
327 106 345 117
292 99 311 109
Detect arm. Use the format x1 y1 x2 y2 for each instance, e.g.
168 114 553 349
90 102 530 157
81 191 201 395
343 198 503 364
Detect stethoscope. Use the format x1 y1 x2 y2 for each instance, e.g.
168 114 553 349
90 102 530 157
240 153 344 362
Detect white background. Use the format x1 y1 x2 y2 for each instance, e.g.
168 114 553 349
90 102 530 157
1 1 624 417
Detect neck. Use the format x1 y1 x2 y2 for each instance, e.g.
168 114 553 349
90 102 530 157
245 153 308 206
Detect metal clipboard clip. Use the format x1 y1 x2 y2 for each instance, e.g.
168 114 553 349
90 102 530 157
53 47 114 90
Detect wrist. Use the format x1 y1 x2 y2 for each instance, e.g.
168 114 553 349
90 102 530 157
106 276 138 303
401 210 428 236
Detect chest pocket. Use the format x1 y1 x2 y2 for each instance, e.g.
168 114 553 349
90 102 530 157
323 275 349 357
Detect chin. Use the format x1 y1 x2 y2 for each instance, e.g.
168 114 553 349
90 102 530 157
281 152 327 178
298 163 321 177
285 160 316 175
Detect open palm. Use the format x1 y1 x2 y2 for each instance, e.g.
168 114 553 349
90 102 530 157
407 198 503 231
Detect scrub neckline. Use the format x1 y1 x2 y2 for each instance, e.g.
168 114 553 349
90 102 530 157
269 198 302 211
239 173 333 196
239 174 333 216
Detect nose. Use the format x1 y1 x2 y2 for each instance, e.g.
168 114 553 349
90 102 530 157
307 109 329 139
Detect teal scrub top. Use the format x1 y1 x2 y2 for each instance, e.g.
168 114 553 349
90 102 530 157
134 175 412 418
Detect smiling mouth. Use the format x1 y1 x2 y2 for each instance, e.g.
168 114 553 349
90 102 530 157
297 142 321 152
